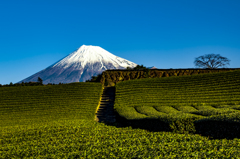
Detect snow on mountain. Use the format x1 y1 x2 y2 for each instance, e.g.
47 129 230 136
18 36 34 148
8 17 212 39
20 45 137 84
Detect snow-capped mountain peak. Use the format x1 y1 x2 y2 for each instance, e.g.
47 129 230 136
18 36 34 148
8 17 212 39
20 45 137 84
53 45 135 69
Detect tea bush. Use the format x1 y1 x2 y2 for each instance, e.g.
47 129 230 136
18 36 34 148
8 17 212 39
0 82 102 127
1 74 240 158
115 70 240 134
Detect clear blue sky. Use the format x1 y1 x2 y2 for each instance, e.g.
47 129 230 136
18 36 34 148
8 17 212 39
0 0 240 84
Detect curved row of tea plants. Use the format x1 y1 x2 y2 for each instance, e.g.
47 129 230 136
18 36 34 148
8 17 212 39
115 70 240 134
1 79 240 158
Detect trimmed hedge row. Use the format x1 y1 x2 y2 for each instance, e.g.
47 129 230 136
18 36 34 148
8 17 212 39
115 70 240 138
0 82 103 127
101 68 239 86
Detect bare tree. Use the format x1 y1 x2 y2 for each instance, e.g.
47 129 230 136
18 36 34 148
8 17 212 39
194 54 230 69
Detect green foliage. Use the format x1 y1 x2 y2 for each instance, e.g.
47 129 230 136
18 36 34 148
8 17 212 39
100 68 238 86
133 64 147 70
195 112 240 138
126 66 132 70
115 70 240 134
0 82 102 127
1 119 240 158
1 81 44 87
86 74 102 82
104 81 109 86
1 71 240 157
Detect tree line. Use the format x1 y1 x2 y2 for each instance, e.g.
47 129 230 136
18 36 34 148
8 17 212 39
0 77 65 87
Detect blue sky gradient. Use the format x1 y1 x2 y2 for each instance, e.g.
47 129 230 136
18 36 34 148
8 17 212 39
0 0 240 84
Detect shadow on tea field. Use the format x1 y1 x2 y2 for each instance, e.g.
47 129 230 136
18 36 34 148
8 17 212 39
106 111 240 140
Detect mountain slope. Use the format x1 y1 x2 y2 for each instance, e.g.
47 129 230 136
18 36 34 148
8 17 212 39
20 45 137 84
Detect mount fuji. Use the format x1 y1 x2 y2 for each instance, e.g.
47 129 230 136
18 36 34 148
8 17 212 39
20 45 137 84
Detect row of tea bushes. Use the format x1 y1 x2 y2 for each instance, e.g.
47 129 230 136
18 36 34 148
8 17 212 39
1 75 240 157
101 68 239 86
115 70 240 135
0 82 103 127
1 119 240 158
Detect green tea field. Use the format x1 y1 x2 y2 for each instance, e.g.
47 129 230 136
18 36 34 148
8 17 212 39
0 82 102 127
1 72 240 158
115 70 240 136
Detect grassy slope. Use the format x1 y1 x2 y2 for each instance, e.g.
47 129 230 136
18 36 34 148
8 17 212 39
0 82 102 127
1 120 240 158
115 70 240 136
115 70 240 119
1 81 240 158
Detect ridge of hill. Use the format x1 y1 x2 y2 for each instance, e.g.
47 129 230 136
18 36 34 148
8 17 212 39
94 68 240 86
